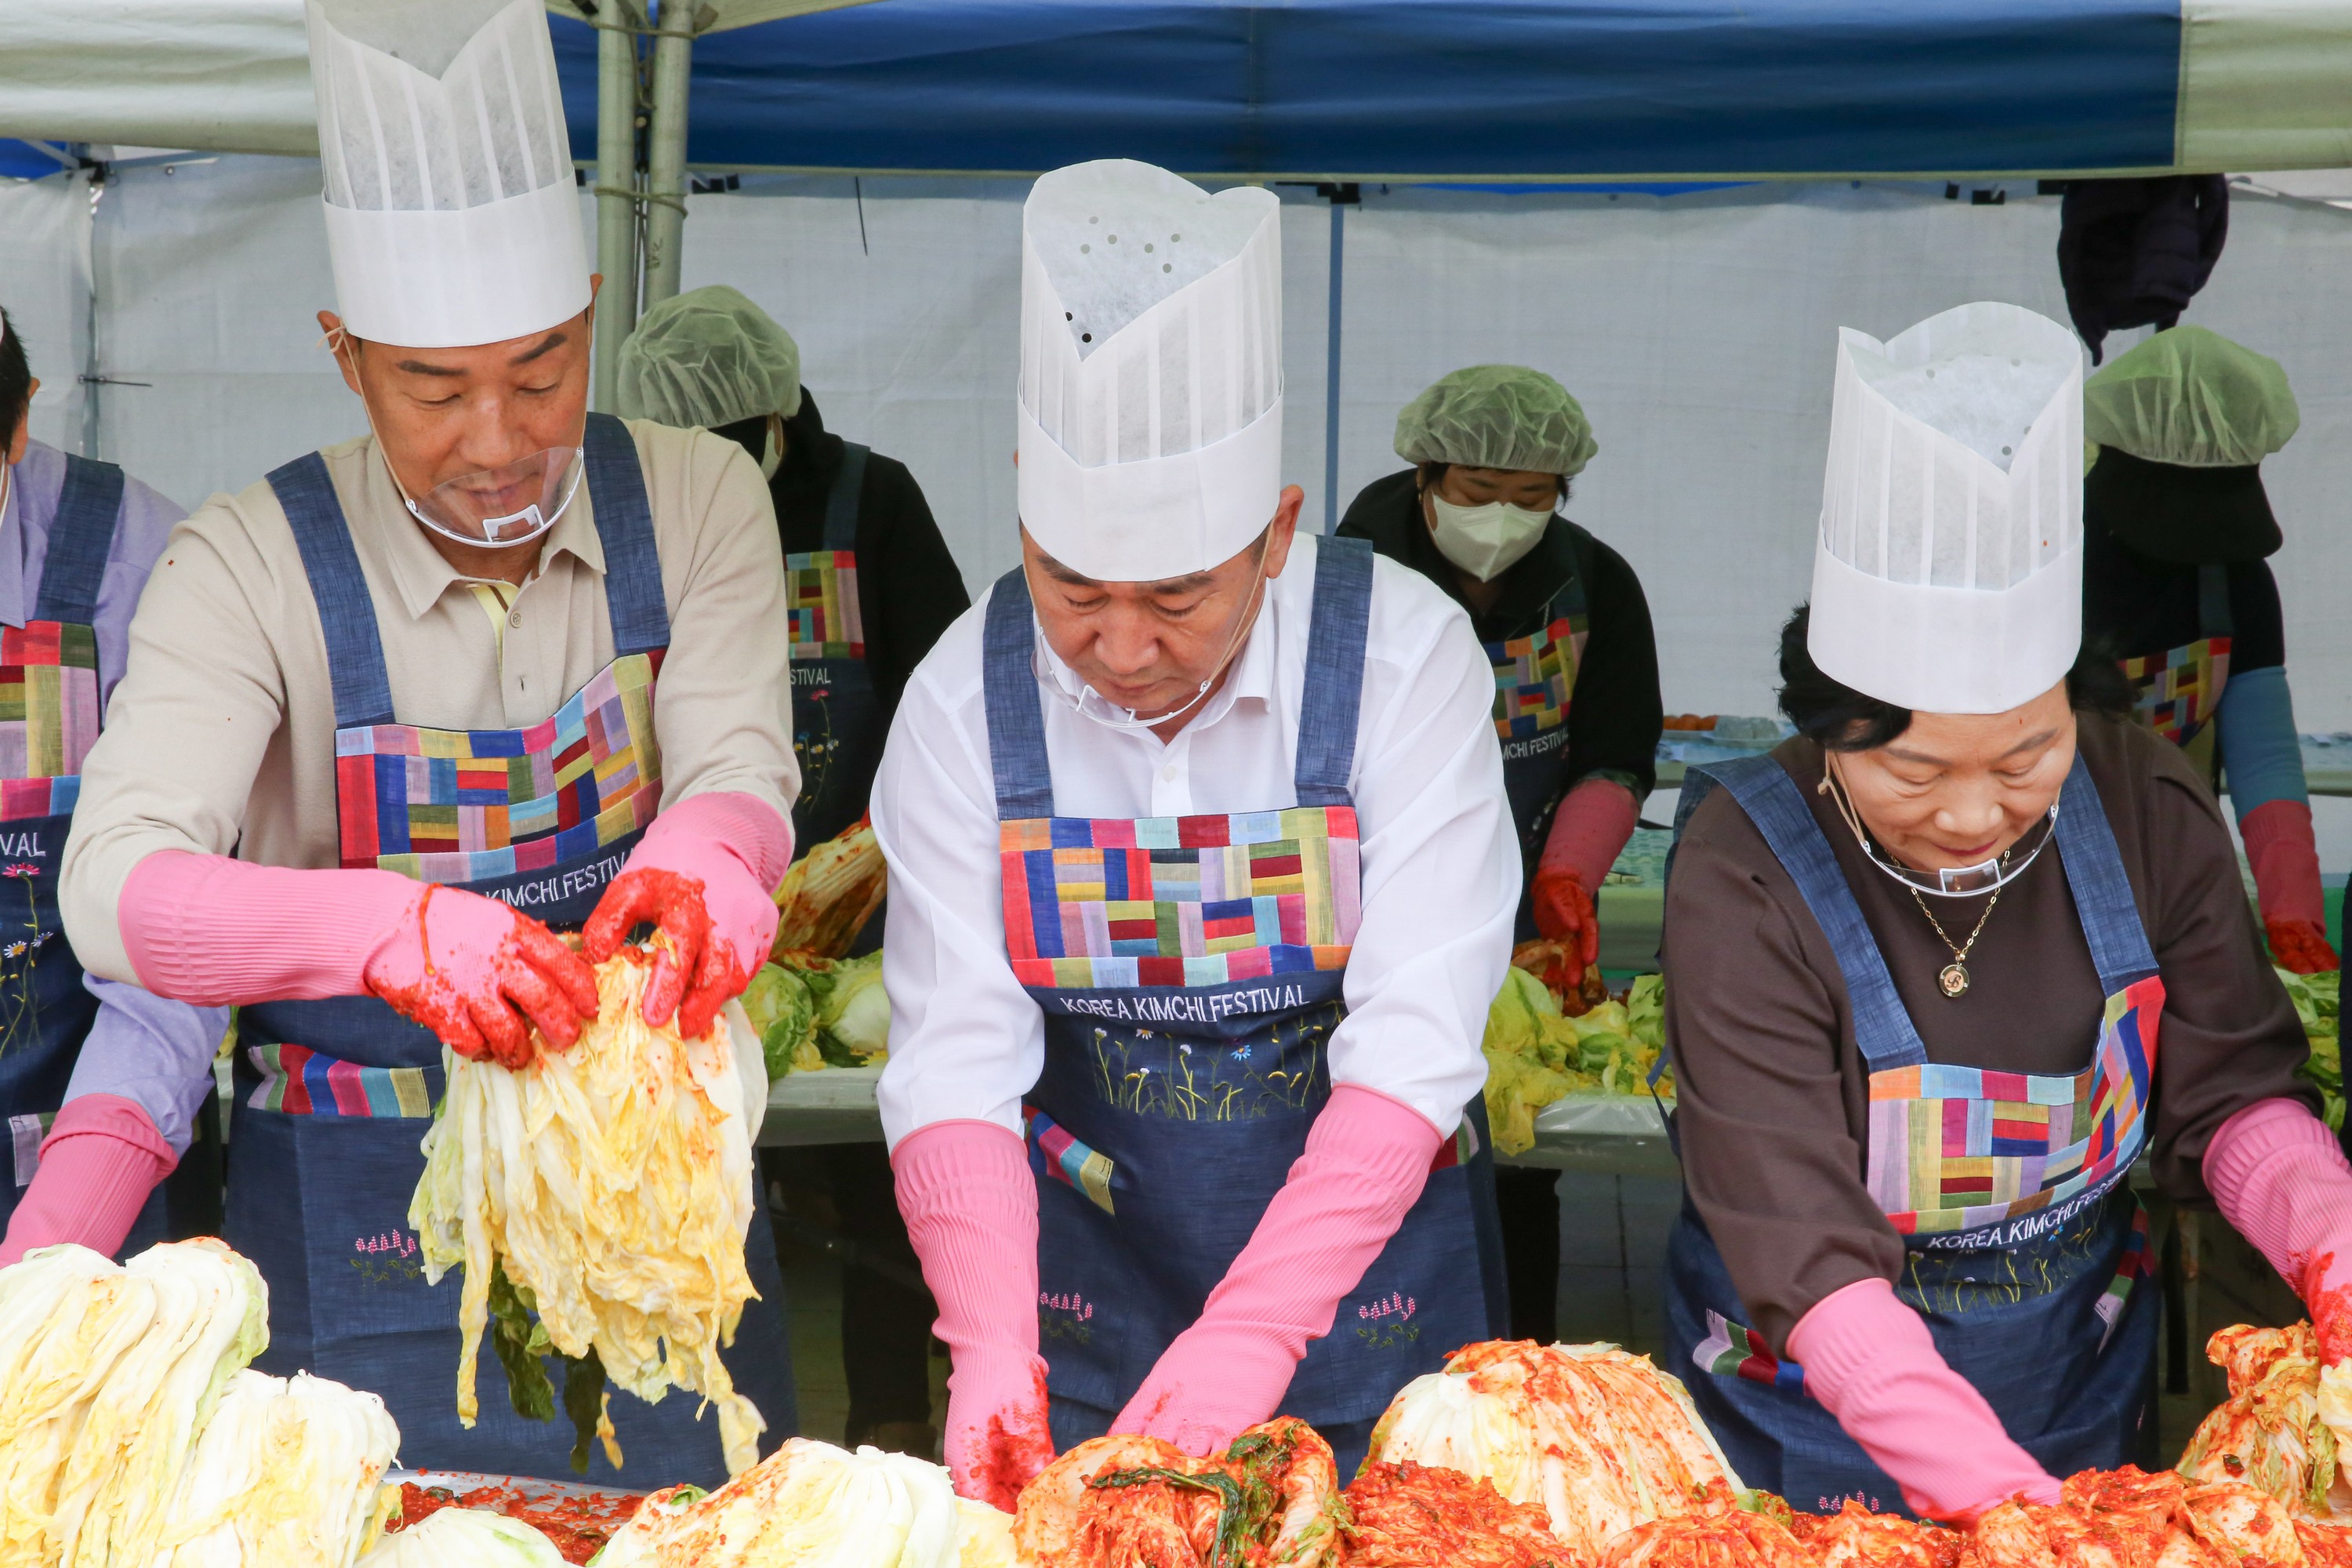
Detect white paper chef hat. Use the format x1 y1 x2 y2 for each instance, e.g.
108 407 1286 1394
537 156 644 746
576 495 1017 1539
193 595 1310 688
307 0 589 349
1809 302 2085 714
1017 161 1283 582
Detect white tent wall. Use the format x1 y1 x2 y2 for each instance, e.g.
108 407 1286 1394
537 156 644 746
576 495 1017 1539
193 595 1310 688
1330 180 2352 722
0 170 93 456
24 162 2352 831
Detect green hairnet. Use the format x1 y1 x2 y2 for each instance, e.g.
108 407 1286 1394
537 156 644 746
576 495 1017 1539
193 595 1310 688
1392 365 1598 476
616 285 803 429
2082 325 2298 468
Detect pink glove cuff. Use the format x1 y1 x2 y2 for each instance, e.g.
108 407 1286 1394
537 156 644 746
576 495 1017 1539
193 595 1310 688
893 1119 1041 1359
2204 1098 2352 1312
1788 1276 2060 1519
119 851 419 1007
1112 1085 1443 1451
1537 778 1641 892
2241 799 2328 927
642 791 795 897
0 1095 173 1267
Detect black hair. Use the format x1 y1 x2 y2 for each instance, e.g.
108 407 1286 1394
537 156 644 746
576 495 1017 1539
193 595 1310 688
1414 459 1570 503
1777 603 2137 752
0 307 30 444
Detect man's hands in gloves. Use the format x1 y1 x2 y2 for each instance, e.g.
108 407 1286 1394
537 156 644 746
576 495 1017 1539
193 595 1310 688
585 792 790 1039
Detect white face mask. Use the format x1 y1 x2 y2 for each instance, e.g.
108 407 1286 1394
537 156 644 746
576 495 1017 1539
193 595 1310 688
1426 493 1554 582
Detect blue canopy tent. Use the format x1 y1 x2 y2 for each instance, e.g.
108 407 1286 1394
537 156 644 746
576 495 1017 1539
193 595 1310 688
4 0 2345 415
547 0 2216 182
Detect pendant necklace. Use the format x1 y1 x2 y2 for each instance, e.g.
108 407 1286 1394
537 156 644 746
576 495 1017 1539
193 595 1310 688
1909 880 2002 998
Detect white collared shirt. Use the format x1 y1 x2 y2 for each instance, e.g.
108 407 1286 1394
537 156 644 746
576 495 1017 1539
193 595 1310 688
872 535 1518 1145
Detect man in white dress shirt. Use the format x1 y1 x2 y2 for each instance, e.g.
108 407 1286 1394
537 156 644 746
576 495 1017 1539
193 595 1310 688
872 159 1518 1506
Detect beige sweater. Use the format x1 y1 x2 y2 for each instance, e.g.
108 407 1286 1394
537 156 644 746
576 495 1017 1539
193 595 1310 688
61 419 799 982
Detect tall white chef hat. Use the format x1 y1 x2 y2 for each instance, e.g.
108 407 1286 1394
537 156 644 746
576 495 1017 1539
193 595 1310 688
1017 160 1283 582
1809 302 2086 714
307 0 589 349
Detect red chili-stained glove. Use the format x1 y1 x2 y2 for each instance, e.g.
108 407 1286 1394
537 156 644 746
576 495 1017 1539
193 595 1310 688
363 884 600 1067
118 851 598 1067
2204 1098 2352 1363
583 793 792 1039
2244 800 2338 974
1529 779 1639 993
1530 870 1598 992
2269 918 2341 977
895 1120 1055 1508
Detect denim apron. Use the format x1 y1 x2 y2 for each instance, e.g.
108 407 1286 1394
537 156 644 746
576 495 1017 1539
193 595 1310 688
225 415 794 1486
786 442 879 851
0 453 176 1246
2118 562 2231 786
1489 557 1588 942
983 536 1505 1479
1660 753 2162 1515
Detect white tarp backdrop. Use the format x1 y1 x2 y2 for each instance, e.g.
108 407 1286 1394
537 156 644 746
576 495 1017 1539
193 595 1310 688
7 161 2352 742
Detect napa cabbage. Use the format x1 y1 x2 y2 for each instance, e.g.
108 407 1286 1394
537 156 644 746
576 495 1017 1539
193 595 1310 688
1365 1340 1740 1559
410 949 768 1478
593 1437 974 1568
361 1508 568 1566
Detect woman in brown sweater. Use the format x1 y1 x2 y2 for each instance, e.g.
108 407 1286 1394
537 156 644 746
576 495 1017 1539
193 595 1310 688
1660 303 2352 1524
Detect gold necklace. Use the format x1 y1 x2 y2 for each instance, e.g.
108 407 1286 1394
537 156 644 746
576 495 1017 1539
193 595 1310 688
1909 882 2001 998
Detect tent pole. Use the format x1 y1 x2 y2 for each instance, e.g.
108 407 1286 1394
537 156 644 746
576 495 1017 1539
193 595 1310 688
592 9 641 414
641 0 695 308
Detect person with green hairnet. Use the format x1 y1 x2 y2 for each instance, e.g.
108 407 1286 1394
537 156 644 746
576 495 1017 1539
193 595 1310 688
621 285 970 1460
1339 364 1662 1345
2080 326 2336 975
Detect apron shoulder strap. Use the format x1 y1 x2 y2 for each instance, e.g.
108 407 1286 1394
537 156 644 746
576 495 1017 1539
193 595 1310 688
35 452 125 628
982 567 1055 821
1690 754 1930 1072
2197 563 2235 643
1294 535 1374 808
265 451 397 731
583 413 671 657
825 442 869 553
2051 751 2159 993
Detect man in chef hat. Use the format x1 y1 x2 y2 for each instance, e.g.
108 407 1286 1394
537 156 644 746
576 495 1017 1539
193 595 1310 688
1659 302 2352 1519
57 0 798 1482
871 159 1516 1505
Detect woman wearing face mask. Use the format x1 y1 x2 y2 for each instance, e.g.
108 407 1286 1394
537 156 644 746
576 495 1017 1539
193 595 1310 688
2077 327 2335 975
1339 365 1661 1345
1661 303 2347 1523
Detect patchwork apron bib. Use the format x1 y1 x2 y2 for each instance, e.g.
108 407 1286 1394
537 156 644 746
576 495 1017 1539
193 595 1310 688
786 442 883 853
983 536 1504 1476
0 454 176 1243
1488 567 1590 942
2118 562 2231 784
226 415 794 1486
1661 753 2162 1514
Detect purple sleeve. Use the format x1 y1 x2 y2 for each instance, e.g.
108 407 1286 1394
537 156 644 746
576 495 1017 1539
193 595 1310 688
62 977 227 1157
91 470 187 710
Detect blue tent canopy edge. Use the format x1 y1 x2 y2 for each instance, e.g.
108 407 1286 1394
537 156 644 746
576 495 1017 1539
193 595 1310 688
548 0 2184 180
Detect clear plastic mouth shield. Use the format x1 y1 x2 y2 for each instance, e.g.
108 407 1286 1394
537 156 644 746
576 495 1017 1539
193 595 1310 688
1824 761 2063 898
403 444 585 549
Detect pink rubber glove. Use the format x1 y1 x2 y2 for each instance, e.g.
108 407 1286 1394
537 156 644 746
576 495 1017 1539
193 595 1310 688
2203 1097 2352 1363
584 792 790 1039
1788 1276 2060 1522
894 1119 1052 1510
1112 1083 1442 1456
2243 800 2338 973
0 1095 172 1267
120 851 598 1067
